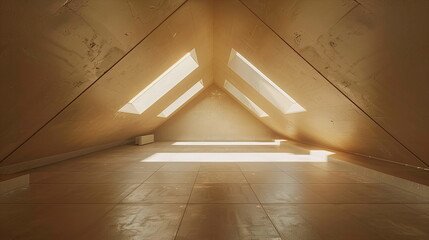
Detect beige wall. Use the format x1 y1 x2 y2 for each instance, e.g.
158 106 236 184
213 0 429 168
0 0 214 167
239 0 429 166
1 0 428 171
155 85 279 141
0 0 187 161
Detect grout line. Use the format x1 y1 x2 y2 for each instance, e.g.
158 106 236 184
173 163 200 239
70 162 167 238
0 0 190 165
243 173 283 238
237 0 429 168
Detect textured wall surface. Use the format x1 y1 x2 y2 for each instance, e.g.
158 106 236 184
0 0 213 166
213 0 429 168
239 0 429 166
1 0 428 170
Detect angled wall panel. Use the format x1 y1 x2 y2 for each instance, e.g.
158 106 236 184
241 0 429 166
0 0 186 161
1 0 214 166
213 0 426 167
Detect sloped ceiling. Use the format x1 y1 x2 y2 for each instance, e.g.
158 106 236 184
1 0 428 169
0 0 213 166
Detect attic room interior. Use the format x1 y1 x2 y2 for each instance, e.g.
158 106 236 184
0 0 428 239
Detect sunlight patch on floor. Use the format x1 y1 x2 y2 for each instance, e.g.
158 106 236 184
171 140 286 146
140 150 333 163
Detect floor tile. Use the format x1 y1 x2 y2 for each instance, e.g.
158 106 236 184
275 163 322 171
243 171 297 183
158 163 200 171
264 204 385 240
307 183 429 203
199 163 241 171
35 162 163 173
311 162 351 171
251 184 327 203
284 171 375 183
2 141 428 239
176 204 280 240
189 184 258 203
30 171 152 184
0 184 138 203
145 172 197 184
340 204 429 240
112 162 164 172
122 184 193 203
0 204 114 240
79 204 186 240
196 172 247 183
239 163 281 171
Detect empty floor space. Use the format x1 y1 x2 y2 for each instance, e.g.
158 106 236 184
1 142 428 240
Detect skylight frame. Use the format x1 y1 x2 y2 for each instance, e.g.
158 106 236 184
228 49 305 114
224 80 268 118
158 80 204 118
119 49 199 114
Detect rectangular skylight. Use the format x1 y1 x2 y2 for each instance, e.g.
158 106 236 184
158 80 204 118
119 49 199 114
228 49 305 114
224 80 268 117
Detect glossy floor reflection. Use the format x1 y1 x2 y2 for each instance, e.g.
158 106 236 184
0 142 428 239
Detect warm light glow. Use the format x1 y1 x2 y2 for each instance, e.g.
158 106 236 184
140 151 331 163
309 150 334 162
158 80 204 118
224 80 268 117
228 49 305 114
119 49 199 114
172 140 286 146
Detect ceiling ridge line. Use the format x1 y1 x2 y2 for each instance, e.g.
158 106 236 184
237 0 429 168
0 0 190 165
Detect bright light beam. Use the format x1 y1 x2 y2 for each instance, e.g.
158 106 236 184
172 140 286 146
140 150 332 163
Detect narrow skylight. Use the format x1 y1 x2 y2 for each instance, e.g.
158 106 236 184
119 49 199 114
228 49 305 114
224 80 268 117
158 80 204 118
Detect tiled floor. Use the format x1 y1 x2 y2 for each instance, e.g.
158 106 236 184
0 142 429 239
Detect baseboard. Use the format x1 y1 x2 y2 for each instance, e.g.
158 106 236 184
281 141 429 198
0 138 134 174
0 174 29 194
328 156 429 199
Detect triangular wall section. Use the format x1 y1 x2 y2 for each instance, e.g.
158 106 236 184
155 85 280 141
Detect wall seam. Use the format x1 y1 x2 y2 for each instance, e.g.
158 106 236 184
238 0 429 168
0 0 190 165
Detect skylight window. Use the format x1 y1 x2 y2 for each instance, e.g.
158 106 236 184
158 80 204 118
228 49 305 114
224 80 268 117
119 49 199 114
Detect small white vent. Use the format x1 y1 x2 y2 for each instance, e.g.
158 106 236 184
135 134 155 146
